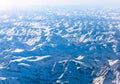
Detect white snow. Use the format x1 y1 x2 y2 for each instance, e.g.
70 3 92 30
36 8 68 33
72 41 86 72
30 42 45 51
56 80 61 83
0 77 7 80
59 60 68 63
66 27 74 33
7 36 13 41
108 60 119 66
30 22 41 28
77 67 80 69
0 66 4 69
62 34 70 38
83 38 91 43
57 64 68 83
115 71 120 84
118 24 120 30
33 16 42 20
12 48 24 53
10 55 50 63
79 34 86 42
76 55 84 60
72 59 87 67
0 15 8 19
58 73 64 79
18 63 30 67
64 22 69 28
93 76 105 84
18 16 23 20
25 36 41 46
27 56 50 62
10 57 28 62
52 62 56 72
112 44 117 53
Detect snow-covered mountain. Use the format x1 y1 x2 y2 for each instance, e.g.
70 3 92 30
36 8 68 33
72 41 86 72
0 7 120 84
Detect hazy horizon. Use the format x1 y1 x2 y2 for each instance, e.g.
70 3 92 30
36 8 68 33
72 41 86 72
0 0 120 10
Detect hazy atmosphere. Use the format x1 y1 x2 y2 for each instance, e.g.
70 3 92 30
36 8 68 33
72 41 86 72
0 0 120 10
0 0 120 84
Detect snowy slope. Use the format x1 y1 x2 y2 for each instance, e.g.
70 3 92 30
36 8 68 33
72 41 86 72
0 8 120 84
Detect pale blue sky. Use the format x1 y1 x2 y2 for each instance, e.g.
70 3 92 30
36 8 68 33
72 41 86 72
16 0 120 6
20 0 120 6
0 0 120 10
